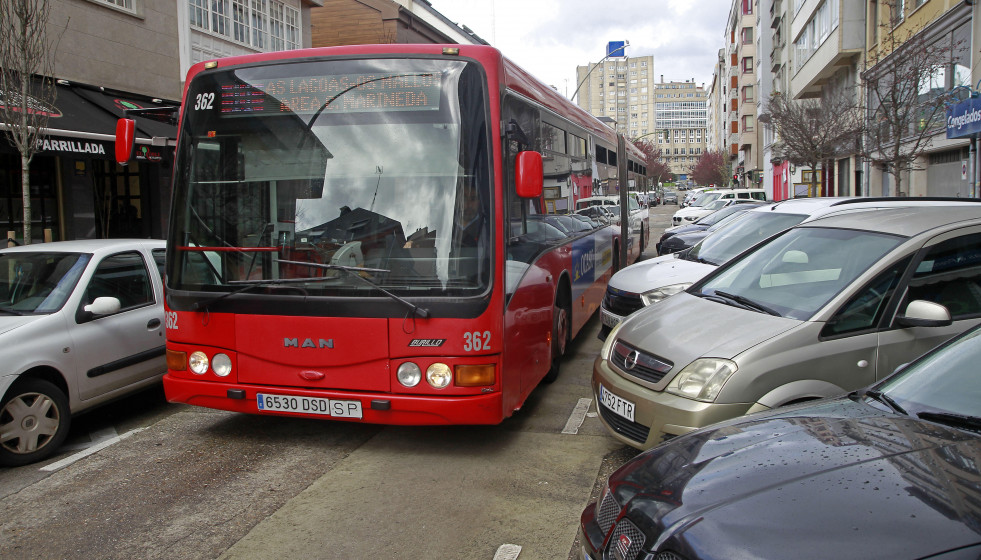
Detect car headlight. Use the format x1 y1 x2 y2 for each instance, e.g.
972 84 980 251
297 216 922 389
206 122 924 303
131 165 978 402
640 283 691 306
212 353 232 377
426 363 452 389
666 358 737 402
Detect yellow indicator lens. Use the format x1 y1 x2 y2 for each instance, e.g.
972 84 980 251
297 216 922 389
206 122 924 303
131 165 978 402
166 349 187 371
442 47 460 55
455 364 495 387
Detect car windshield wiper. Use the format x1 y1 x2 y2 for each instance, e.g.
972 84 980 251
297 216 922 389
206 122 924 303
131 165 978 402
864 389 908 416
713 290 781 316
0 306 29 316
917 411 981 433
276 259 430 318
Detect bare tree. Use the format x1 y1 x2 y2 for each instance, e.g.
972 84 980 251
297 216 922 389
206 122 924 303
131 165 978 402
760 90 863 194
691 150 732 188
0 0 59 245
862 19 963 196
632 139 672 188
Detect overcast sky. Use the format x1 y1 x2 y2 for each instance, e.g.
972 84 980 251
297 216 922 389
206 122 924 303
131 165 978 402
427 0 733 100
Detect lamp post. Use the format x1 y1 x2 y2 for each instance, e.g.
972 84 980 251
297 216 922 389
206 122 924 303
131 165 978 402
571 41 629 103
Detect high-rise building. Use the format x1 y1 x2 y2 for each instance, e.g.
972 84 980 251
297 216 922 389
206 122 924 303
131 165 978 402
575 55 655 138
653 80 708 181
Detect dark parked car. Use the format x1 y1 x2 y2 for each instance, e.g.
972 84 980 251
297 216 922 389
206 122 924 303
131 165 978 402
656 201 766 255
580 322 981 560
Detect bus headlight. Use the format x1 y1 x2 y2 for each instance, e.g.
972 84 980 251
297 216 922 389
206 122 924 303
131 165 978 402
397 362 422 387
426 363 452 389
212 353 232 377
189 351 209 375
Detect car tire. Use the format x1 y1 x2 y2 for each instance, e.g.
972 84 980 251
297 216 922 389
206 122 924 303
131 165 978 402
544 301 569 384
0 378 71 467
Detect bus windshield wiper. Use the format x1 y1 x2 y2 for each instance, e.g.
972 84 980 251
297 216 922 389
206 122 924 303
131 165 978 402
189 279 312 311
276 259 430 318
865 389 908 416
917 411 981 433
714 290 781 316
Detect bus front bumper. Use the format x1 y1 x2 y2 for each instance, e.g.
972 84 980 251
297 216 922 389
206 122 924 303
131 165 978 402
163 374 507 425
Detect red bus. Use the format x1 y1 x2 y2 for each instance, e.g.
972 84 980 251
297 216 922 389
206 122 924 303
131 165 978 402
132 44 649 425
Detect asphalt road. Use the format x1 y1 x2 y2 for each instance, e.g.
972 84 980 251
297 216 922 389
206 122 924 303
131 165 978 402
0 203 677 560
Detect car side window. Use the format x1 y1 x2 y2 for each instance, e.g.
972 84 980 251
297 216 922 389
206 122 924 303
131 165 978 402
84 252 153 311
151 248 166 281
905 233 981 320
823 257 910 337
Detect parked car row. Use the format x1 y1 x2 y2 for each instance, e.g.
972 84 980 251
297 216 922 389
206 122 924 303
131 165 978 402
584 198 981 559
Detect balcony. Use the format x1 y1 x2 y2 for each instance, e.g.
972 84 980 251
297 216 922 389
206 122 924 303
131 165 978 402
770 0 782 29
791 1 865 99
770 48 781 72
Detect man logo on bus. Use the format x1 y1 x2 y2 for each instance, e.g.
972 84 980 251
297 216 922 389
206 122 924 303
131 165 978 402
284 338 335 349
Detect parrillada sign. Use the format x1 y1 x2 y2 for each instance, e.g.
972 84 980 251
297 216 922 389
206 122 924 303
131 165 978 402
35 137 108 155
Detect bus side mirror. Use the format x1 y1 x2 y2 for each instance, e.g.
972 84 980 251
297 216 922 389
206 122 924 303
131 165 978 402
115 118 136 165
515 151 543 199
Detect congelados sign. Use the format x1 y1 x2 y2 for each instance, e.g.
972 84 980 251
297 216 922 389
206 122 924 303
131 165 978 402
947 97 981 139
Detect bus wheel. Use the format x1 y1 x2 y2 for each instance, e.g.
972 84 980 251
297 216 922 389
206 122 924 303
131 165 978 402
0 378 71 467
544 302 569 383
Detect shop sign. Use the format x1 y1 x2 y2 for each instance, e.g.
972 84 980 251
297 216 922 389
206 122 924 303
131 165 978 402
135 145 163 162
0 91 63 118
947 97 981 139
36 137 108 155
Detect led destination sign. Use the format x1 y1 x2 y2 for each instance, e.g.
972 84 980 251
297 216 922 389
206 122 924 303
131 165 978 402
220 72 442 116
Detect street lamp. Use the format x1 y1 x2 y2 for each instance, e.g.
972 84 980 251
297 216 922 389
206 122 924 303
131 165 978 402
571 41 629 103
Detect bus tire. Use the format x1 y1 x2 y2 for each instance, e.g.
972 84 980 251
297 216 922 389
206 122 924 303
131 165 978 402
544 300 569 384
0 378 71 467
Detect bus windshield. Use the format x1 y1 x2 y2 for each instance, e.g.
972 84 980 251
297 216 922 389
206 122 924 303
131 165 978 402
169 57 491 301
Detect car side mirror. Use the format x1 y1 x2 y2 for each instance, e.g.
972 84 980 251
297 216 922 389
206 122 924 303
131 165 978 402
515 151 543 199
896 299 952 328
84 296 122 317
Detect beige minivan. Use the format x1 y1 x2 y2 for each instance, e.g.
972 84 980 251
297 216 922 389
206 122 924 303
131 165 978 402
595 205 981 449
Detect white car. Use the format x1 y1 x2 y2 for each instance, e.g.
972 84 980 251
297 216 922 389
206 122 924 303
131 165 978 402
0 239 166 466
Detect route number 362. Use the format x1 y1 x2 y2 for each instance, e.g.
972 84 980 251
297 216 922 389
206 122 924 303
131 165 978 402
463 331 491 352
194 92 215 110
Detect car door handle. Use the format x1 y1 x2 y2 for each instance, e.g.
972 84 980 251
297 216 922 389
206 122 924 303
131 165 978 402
147 318 161 329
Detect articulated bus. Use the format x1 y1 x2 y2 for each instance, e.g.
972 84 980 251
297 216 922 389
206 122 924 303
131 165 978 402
122 44 649 425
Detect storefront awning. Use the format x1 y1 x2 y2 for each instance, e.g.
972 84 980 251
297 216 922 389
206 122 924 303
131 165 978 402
0 79 179 159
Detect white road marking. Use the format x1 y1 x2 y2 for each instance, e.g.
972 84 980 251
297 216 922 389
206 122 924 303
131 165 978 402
562 398 592 434
60 426 120 451
493 543 521 560
40 427 147 472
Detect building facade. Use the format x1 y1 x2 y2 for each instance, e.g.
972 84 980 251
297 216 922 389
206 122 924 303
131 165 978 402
654 80 708 181
574 54 656 138
310 0 485 47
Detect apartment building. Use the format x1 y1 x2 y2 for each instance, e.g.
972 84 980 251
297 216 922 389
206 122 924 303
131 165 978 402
865 0 973 197
654 80 708 180
574 54 656 138
310 0 486 47
723 0 762 191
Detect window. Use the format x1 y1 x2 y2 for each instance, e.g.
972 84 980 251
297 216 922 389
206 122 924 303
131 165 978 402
906 233 981 320
742 57 754 73
892 0 905 25
85 253 153 311
193 0 301 51
742 0 753 15
824 258 909 337
90 0 136 13
742 85 754 103
742 114 754 132
741 27 753 44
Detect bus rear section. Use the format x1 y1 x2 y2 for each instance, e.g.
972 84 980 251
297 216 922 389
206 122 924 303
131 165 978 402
156 45 632 425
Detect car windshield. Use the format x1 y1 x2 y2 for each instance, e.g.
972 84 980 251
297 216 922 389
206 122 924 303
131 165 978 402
696 205 754 228
691 192 721 207
877 327 981 419
169 57 490 298
0 252 90 314
697 227 904 320
687 212 808 266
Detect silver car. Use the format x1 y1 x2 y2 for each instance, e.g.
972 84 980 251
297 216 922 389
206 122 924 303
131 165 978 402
0 239 166 466
595 206 981 449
